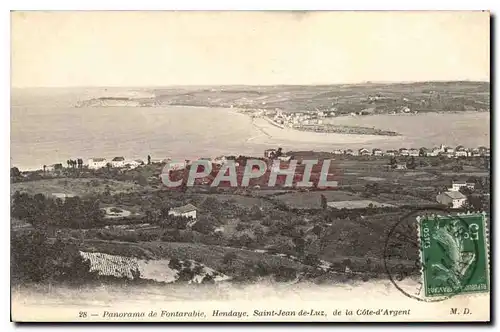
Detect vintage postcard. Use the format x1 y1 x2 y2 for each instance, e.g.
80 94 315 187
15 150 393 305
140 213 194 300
10 11 490 322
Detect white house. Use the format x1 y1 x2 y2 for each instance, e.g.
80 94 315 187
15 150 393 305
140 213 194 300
124 159 143 169
150 157 167 164
168 204 198 227
88 158 107 169
471 148 481 157
45 163 63 172
444 147 455 157
426 148 441 157
51 193 75 201
333 149 344 155
466 182 476 190
359 148 370 156
166 160 187 170
450 180 467 191
408 149 419 157
213 156 228 166
264 149 277 158
111 156 126 168
345 149 355 156
372 148 383 156
277 155 292 162
436 191 467 209
399 148 409 156
454 150 468 157
384 150 397 156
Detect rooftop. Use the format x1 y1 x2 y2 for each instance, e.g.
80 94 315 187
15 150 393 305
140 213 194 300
170 203 197 214
444 191 466 199
90 158 106 162
112 157 125 161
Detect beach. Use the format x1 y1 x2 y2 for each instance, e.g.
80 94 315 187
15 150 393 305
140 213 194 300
11 89 490 171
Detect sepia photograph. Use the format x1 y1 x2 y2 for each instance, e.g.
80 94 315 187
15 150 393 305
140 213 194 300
9 10 490 322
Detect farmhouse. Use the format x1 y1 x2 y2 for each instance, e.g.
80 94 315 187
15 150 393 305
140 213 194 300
358 148 370 156
213 156 228 166
111 156 126 168
45 163 63 172
450 180 467 191
408 149 419 157
471 148 481 157
168 203 197 222
332 149 344 155
454 150 468 157
264 149 277 158
166 160 187 170
436 191 467 209
384 150 397 156
399 148 409 156
51 193 75 201
426 148 440 157
124 159 143 169
88 158 107 169
372 148 383 156
277 155 292 162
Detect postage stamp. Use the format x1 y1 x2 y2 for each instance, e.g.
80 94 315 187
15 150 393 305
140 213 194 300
417 212 489 298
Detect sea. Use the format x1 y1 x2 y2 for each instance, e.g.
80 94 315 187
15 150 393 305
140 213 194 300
11 88 490 171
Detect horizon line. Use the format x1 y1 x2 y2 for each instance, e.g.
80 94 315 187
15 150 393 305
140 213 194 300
11 79 491 89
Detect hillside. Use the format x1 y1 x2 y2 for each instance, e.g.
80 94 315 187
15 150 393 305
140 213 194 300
73 82 490 115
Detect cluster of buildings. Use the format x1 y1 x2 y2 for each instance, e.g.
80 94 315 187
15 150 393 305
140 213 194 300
270 109 337 127
332 145 490 158
435 180 476 209
87 157 145 169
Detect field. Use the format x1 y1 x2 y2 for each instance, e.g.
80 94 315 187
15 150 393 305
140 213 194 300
272 190 361 209
326 200 395 209
150 82 490 114
79 251 229 284
11 178 141 197
79 239 308 279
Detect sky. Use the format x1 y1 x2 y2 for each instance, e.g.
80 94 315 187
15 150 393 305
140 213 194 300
11 11 490 87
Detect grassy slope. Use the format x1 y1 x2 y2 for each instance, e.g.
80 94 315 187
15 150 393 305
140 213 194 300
152 82 490 113
11 178 142 197
79 239 308 278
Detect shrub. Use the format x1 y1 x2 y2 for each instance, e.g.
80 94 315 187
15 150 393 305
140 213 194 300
222 252 238 265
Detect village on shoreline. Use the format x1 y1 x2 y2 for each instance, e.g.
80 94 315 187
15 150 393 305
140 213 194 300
16 142 490 174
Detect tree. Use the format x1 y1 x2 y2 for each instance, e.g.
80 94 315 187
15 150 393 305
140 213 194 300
222 252 238 266
389 157 397 168
311 225 323 237
303 253 320 266
10 167 21 178
406 156 416 170
292 236 306 255
250 205 264 220
275 147 283 157
320 194 327 210
168 257 183 271
147 155 151 165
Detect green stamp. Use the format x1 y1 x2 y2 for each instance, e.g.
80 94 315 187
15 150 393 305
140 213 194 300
418 213 489 298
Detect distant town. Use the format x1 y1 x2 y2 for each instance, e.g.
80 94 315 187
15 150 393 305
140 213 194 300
27 142 490 174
